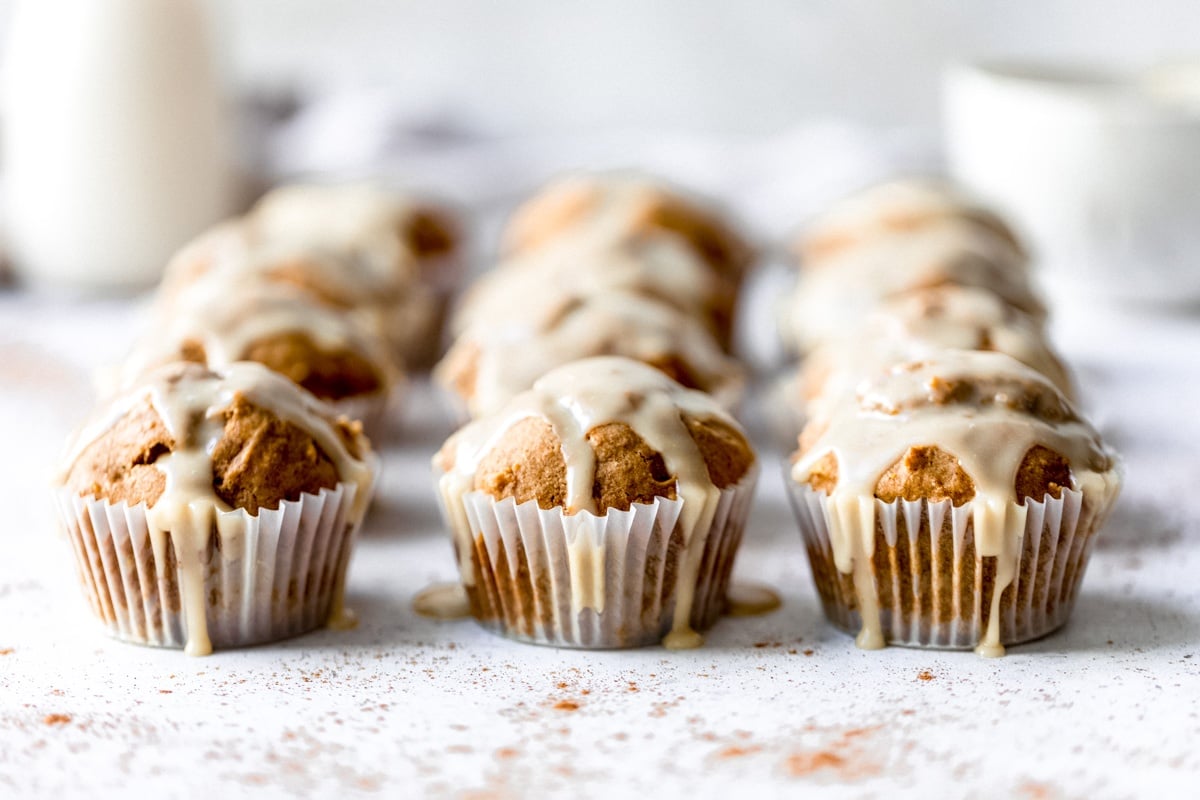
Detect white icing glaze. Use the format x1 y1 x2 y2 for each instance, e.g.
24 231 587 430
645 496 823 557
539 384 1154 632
450 235 728 340
58 361 376 655
783 221 1043 352
437 289 744 418
436 356 754 649
121 278 395 400
503 172 750 277
790 350 1120 655
798 177 1023 262
801 285 1073 418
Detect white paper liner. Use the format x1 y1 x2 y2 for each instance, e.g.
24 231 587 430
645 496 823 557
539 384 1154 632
453 473 757 649
785 477 1113 649
55 482 362 651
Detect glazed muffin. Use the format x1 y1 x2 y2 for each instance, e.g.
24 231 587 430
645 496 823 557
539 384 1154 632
787 350 1120 656
782 222 1042 353
436 290 745 418
160 182 464 370
55 361 378 655
451 234 738 350
797 285 1073 418
502 172 754 288
435 356 758 649
795 177 1026 265
125 279 397 430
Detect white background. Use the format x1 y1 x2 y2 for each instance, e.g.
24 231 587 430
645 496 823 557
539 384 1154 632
3 0 1199 137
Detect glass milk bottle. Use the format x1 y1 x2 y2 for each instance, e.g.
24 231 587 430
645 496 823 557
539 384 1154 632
2 0 234 292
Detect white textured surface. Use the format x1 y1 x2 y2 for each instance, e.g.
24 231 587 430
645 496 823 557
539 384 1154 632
0 289 1197 799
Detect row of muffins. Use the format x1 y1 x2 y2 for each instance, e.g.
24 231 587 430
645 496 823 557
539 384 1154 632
434 173 753 418
779 179 1122 656
50 173 1124 658
54 183 466 655
120 184 466 431
430 174 763 648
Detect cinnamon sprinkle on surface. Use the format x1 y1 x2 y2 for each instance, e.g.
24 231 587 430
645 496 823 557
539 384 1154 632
42 714 71 726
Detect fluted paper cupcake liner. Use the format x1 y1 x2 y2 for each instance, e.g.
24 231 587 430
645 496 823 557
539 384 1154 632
785 478 1114 649
453 472 757 649
55 482 361 651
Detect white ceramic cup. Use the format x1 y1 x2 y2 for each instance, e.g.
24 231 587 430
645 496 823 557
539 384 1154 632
944 60 1200 307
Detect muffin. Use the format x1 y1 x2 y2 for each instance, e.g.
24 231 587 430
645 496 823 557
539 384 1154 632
502 172 754 288
797 285 1073 419
782 222 1043 353
795 177 1026 265
55 361 378 655
436 290 745 418
434 356 758 649
787 350 1121 656
160 182 464 370
124 279 397 432
451 234 738 350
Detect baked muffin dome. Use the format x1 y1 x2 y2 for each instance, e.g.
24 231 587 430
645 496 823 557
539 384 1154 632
435 356 758 649
798 285 1073 414
437 357 754 512
435 290 745 418
64 362 371 514
795 177 1025 264
250 182 462 292
793 350 1108 502
159 182 463 370
124 279 396 406
450 235 737 349
783 222 1043 353
502 172 753 285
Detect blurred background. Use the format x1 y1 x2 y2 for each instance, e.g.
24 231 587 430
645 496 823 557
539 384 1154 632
1 0 1198 303
27 0 1200 136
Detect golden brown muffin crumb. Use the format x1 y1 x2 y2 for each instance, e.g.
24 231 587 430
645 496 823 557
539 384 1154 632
64 397 173 509
586 422 677 509
473 418 570 509
1015 444 1072 501
682 416 755 489
240 331 384 400
875 446 976 505
805 452 840 495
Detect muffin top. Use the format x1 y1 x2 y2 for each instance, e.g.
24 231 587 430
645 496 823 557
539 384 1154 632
436 356 755 516
60 361 376 517
251 182 461 277
121 279 397 402
435 290 745 418
450 235 734 344
799 285 1072 412
791 350 1116 508
501 172 753 283
783 222 1043 352
159 183 460 313
795 177 1025 264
